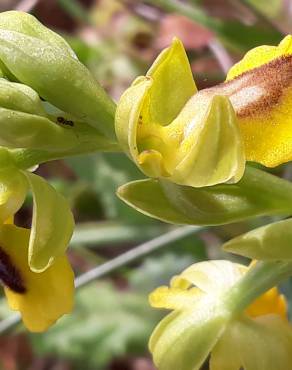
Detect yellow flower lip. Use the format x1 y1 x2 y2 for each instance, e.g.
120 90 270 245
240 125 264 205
246 287 287 321
197 53 292 120
224 34 292 167
0 224 74 333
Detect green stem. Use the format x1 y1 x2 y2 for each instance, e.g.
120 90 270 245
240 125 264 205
225 260 292 315
10 120 122 169
11 143 121 170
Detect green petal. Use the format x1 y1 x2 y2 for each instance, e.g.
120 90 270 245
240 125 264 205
149 299 229 370
115 76 152 158
224 218 292 260
172 260 246 294
0 12 115 138
23 171 74 272
117 166 292 226
171 95 245 187
146 38 197 125
0 167 27 223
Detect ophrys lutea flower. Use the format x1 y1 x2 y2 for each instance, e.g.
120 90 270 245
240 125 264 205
149 260 292 370
116 35 292 188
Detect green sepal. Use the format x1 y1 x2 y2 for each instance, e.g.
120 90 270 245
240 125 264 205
0 107 81 150
224 218 292 260
0 11 116 139
0 77 47 117
0 165 28 223
150 302 229 370
117 166 292 226
23 171 74 272
0 77 81 151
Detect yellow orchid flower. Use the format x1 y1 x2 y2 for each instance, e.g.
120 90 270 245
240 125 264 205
116 35 292 188
115 39 245 188
0 223 74 332
149 260 292 370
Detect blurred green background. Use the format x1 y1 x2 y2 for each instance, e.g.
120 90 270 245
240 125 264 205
0 0 292 369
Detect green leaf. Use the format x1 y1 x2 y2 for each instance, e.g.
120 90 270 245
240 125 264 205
117 166 292 226
23 171 74 272
224 218 292 260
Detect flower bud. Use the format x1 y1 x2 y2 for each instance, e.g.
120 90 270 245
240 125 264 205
0 77 80 150
0 11 115 139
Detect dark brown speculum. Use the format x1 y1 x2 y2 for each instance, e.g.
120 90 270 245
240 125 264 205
0 247 26 294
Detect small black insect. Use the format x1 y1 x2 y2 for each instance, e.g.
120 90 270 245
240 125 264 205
57 116 74 127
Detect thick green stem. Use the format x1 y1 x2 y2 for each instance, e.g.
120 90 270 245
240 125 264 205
224 260 292 315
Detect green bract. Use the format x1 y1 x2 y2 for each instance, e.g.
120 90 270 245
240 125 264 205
0 11 116 139
0 78 80 150
117 166 292 226
115 38 245 188
224 218 292 260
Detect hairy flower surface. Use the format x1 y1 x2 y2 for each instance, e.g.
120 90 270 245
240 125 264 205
0 223 74 332
149 260 292 370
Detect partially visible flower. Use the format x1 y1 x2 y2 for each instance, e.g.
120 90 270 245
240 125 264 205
149 260 292 370
0 223 74 332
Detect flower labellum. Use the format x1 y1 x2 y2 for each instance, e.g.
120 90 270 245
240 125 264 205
0 224 74 332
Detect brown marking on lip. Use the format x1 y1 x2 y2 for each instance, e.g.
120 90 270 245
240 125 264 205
0 246 26 294
200 55 292 119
